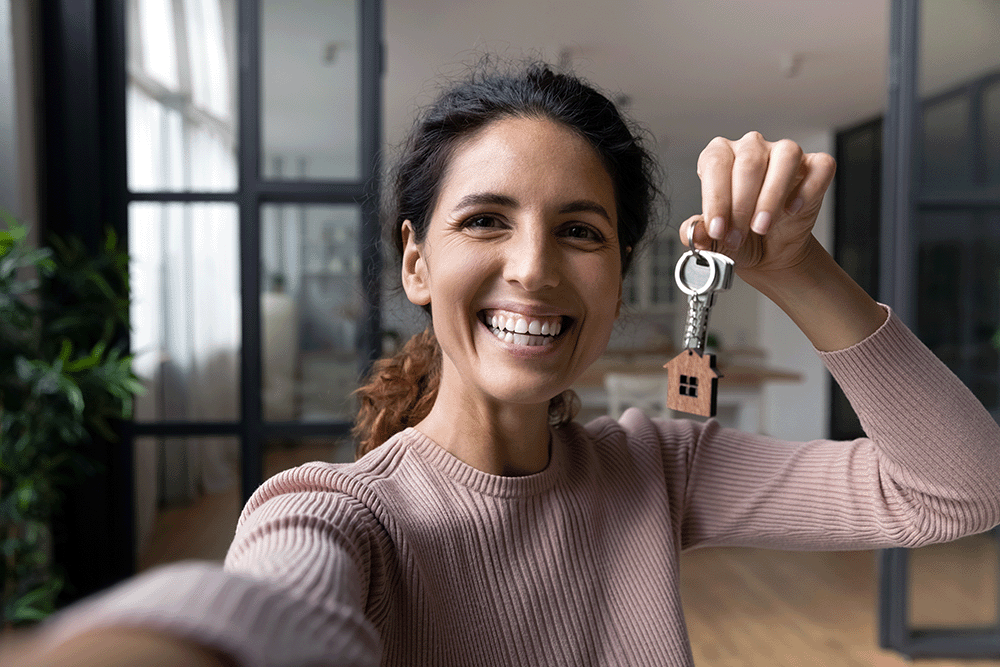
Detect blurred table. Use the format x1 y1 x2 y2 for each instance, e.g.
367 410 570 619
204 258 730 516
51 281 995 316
573 352 802 433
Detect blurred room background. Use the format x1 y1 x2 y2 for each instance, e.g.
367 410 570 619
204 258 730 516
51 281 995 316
1 1 998 663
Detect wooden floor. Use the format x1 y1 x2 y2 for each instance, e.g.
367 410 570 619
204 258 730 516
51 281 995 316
139 442 1000 666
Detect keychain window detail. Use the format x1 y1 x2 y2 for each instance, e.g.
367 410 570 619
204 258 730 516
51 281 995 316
679 375 698 397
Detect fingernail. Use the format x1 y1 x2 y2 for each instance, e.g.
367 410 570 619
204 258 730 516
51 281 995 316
751 211 771 235
709 216 725 239
725 229 743 248
788 197 804 215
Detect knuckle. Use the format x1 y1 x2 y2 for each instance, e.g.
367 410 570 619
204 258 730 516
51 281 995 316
813 151 837 172
774 139 803 160
698 137 735 171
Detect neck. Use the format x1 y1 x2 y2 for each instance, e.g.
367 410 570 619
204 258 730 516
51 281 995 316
415 388 553 477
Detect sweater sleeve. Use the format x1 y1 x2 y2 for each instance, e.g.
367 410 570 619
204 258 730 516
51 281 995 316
35 465 385 667
653 307 1000 551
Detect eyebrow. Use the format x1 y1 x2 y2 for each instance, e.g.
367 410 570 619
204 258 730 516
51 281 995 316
453 192 518 211
453 192 612 222
559 200 612 222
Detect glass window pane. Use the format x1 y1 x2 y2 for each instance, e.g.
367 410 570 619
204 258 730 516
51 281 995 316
985 81 1000 186
135 0 179 89
919 0 1000 99
261 0 360 180
261 204 361 422
127 0 237 191
916 210 1000 416
920 94 971 191
135 436 241 570
130 202 241 422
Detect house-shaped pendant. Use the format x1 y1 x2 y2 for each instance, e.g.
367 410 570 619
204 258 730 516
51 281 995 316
664 349 722 417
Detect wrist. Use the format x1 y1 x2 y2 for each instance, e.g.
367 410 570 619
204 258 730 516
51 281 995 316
737 236 886 351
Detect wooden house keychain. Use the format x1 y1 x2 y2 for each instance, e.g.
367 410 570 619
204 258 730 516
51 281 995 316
664 223 734 417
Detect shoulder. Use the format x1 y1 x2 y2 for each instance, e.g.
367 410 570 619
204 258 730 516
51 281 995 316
558 409 708 479
574 409 702 452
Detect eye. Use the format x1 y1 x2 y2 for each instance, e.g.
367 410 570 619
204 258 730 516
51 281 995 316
561 224 605 242
461 214 505 230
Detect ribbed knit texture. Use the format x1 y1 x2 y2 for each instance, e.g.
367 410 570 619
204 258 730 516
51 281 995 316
41 308 1000 666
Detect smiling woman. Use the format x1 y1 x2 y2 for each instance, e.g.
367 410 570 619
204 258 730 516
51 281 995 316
353 64 658 466
7 60 1000 667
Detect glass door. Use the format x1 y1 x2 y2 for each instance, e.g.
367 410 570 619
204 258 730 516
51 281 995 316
124 0 382 571
879 0 1000 658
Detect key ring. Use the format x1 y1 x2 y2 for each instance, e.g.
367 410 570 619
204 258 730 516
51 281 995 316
687 219 701 258
687 218 719 255
675 249 718 296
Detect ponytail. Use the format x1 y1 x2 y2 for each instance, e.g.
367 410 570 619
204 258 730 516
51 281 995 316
353 327 442 459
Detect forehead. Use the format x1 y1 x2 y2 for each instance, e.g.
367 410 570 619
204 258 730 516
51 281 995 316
435 116 616 211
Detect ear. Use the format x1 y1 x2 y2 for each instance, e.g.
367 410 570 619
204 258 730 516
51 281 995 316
400 220 431 306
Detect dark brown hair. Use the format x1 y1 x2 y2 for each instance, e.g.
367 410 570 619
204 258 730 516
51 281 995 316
353 61 661 458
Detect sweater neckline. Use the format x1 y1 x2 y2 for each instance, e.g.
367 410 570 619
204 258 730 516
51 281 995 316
399 426 565 498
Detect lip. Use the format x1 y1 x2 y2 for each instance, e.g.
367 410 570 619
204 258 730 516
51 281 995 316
476 303 575 354
478 305 574 337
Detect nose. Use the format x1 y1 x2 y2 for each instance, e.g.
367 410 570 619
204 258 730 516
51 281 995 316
502 223 560 292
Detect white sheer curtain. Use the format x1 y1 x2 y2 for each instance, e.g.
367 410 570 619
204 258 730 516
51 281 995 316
127 0 240 556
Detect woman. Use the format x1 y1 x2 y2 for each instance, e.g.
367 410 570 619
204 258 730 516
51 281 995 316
8 62 1000 667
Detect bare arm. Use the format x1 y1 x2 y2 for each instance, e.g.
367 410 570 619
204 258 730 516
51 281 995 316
739 235 887 352
1 627 235 667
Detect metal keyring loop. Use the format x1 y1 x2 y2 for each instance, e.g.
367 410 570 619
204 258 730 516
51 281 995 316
687 219 701 257
674 249 718 296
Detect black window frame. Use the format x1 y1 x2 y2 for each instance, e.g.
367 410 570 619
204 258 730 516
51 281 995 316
37 0 383 601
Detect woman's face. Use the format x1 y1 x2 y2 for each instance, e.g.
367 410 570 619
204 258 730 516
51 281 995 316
401 116 622 410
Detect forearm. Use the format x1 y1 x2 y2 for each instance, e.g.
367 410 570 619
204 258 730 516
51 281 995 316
739 235 887 352
1 627 234 667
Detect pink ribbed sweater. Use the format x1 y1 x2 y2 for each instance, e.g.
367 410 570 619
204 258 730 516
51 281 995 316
44 310 1000 666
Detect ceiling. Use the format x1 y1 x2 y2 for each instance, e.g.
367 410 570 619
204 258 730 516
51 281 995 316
382 0 1000 168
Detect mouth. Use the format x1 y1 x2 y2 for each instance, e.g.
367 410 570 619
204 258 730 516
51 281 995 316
479 309 572 347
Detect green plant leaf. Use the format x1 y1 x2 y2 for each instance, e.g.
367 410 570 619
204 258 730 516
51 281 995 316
58 338 73 364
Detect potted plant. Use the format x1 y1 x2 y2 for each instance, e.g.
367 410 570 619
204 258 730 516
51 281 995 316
0 211 141 628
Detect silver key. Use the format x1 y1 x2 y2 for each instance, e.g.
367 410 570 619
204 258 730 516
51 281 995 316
674 249 734 352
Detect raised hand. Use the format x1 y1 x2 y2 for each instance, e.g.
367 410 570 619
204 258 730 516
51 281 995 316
679 131 837 283
679 131 885 351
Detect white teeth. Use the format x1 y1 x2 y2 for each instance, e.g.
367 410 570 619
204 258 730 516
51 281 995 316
484 311 565 344
487 326 556 347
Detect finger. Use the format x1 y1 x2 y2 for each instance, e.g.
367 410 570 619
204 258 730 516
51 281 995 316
729 132 770 247
697 137 735 241
785 152 837 215
679 215 715 251
749 139 804 235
